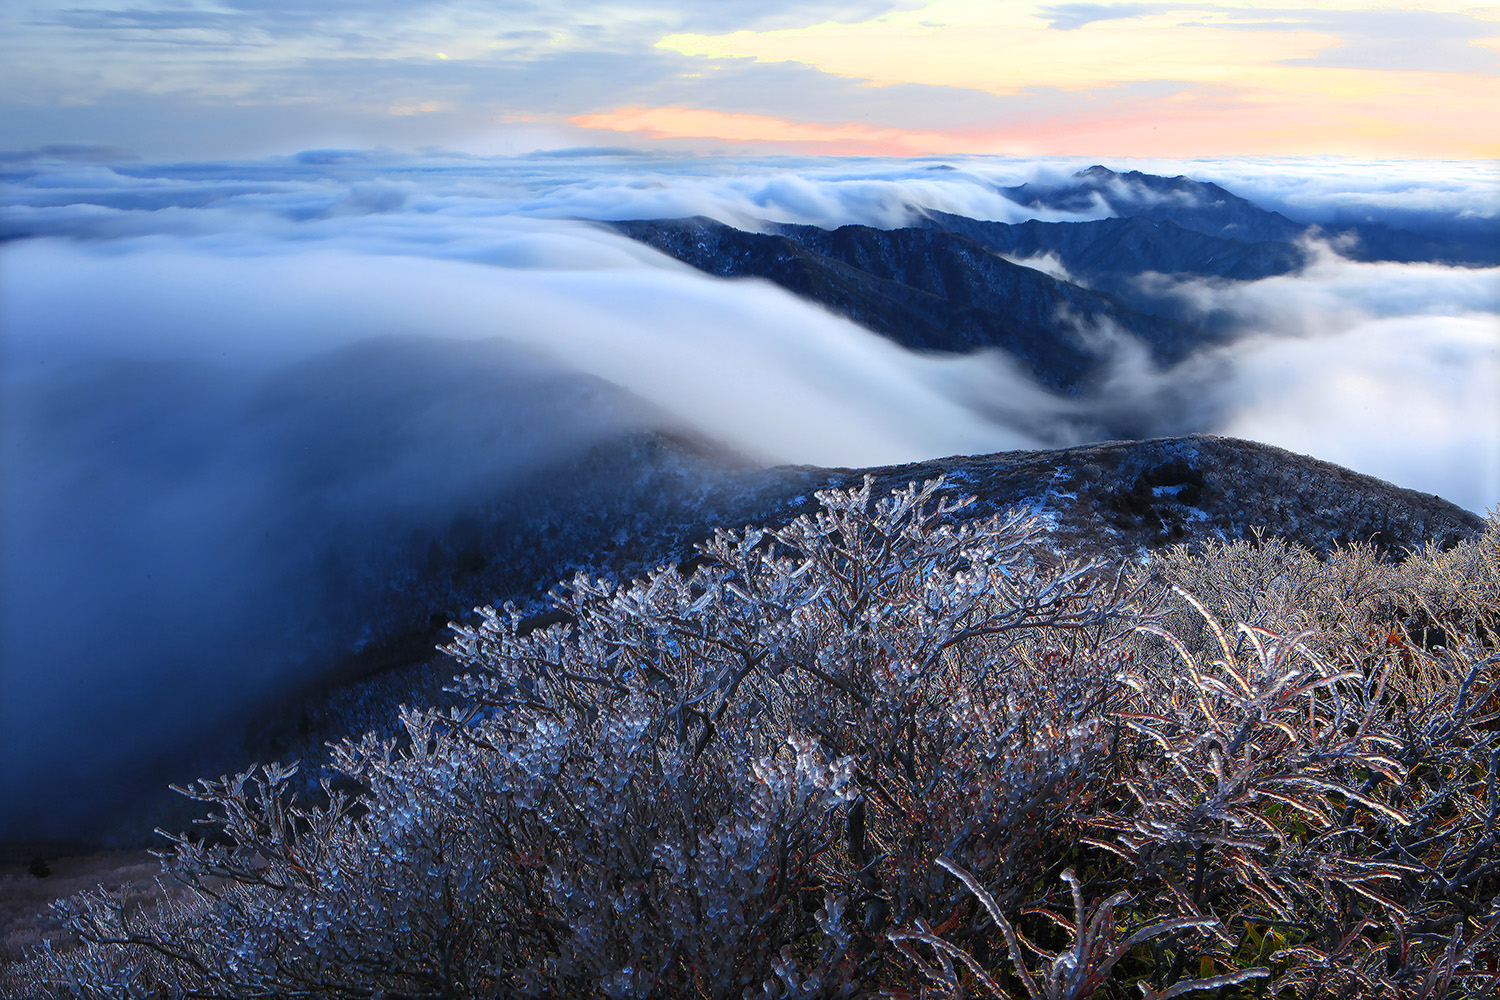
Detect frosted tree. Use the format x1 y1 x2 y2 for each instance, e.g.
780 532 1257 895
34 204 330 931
13 481 1498 999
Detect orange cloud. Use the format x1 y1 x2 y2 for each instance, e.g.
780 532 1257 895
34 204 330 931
569 87 1500 160
568 107 977 155
651 1 1500 158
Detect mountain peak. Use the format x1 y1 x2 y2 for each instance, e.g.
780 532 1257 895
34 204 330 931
1003 166 1308 244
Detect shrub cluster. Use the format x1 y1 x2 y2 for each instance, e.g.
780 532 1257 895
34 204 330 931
7 479 1498 998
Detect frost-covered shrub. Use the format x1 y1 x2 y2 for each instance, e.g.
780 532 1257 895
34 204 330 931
1148 530 1396 660
9 483 1499 999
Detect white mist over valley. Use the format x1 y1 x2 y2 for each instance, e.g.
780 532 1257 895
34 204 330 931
2 149 1497 838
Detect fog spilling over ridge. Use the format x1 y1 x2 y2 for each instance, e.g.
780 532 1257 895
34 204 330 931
2 149 1497 839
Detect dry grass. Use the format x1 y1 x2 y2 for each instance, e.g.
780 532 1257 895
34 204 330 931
1153 513 1500 711
0 851 162 966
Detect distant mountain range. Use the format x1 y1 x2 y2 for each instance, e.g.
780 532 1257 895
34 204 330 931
613 165 1498 393
613 217 1192 390
996 164 1499 266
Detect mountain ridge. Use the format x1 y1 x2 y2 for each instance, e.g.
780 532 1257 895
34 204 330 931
1001 165 1310 244
6 425 1483 850
1002 164 1500 265
611 216 1198 392
613 166 1497 366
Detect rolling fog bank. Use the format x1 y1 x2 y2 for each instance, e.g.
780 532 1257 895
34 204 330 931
2 151 1496 839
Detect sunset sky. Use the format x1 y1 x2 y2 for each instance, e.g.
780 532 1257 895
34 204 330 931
2 1 1497 158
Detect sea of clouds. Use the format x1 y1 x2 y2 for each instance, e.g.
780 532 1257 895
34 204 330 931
2 149 1496 838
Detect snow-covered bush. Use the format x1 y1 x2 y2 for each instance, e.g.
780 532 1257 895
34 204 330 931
9 484 1499 998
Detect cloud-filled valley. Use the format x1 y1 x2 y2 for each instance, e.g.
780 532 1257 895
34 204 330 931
1 150 1496 838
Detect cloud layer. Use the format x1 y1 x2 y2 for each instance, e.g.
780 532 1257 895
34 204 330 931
2 150 1496 839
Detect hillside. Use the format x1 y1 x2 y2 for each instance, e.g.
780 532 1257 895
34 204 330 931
5 462 1496 998
127 434 1488 847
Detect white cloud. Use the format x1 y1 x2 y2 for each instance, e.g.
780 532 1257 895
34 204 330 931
6 149 1493 497
2 235 1041 465
1117 246 1500 512
1 226 1048 835
1137 244 1500 336
1168 157 1500 227
1215 313 1500 515
1001 250 1077 282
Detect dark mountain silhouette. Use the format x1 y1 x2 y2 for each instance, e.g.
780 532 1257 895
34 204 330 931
1330 219 1500 266
612 217 1198 390
917 213 1305 283
1004 165 1500 266
912 211 1307 328
1001 164 1310 244
616 167 1494 381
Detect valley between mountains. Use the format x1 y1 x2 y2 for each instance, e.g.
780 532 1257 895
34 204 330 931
2 160 1493 848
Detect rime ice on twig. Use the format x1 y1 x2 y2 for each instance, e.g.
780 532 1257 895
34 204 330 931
10 486 1499 999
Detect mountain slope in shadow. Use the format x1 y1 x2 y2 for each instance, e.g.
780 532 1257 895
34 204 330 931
612 217 1196 391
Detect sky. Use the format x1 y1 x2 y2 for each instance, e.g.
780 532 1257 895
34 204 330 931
2 0 1498 159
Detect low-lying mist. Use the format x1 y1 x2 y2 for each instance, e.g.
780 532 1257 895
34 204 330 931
2 150 1495 840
